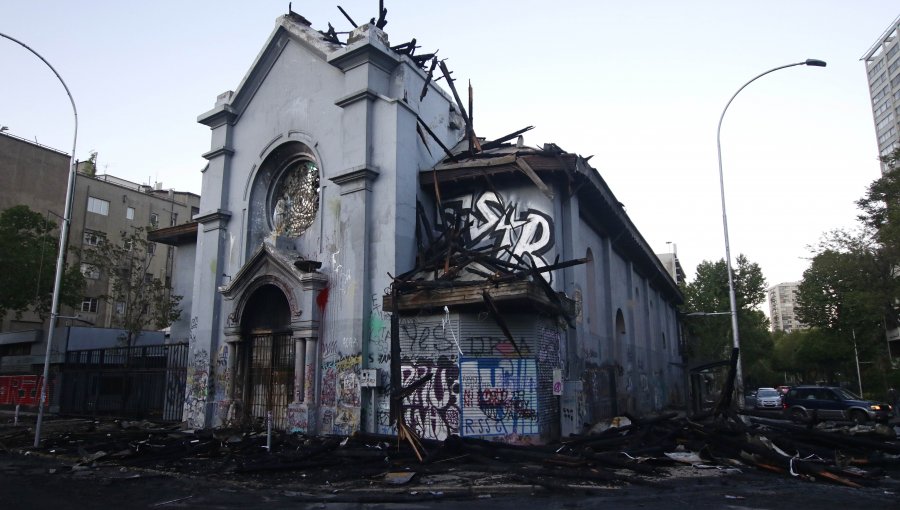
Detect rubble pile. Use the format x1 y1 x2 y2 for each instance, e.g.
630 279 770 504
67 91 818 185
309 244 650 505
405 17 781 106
2 412 899 496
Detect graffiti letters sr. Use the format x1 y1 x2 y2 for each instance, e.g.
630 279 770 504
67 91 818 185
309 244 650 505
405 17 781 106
442 191 554 276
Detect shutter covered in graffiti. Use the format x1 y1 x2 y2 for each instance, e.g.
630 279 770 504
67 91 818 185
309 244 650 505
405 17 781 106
398 312 562 443
398 314 461 440
458 315 560 441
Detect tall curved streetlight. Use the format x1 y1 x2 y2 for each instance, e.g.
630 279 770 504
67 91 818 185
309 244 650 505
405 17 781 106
0 32 79 447
717 59 826 409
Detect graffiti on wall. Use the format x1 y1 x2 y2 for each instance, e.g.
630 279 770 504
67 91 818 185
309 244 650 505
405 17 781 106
459 358 538 437
214 343 230 401
401 357 460 440
462 336 530 357
183 317 209 428
0 375 48 407
441 190 555 277
320 334 362 433
537 326 563 368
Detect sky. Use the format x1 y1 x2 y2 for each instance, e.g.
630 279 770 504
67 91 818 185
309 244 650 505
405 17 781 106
1 1 898 290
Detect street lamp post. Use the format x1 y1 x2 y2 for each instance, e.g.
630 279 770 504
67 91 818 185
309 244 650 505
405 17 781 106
716 59 825 410
0 32 79 448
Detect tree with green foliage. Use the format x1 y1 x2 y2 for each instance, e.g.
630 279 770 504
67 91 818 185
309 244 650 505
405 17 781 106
681 254 774 388
0 205 84 319
794 147 900 396
82 227 181 345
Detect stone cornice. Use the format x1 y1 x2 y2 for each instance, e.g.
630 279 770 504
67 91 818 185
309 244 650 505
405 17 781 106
197 105 238 128
201 146 235 161
329 166 379 195
194 209 232 232
334 89 380 109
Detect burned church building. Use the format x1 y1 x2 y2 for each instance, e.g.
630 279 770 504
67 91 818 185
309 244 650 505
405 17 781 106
155 10 684 443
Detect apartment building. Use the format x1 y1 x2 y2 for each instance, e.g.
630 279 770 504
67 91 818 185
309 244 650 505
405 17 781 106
861 14 900 171
0 131 199 375
768 281 806 333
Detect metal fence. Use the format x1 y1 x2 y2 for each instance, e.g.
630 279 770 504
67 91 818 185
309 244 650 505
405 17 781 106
245 333 294 429
59 343 188 421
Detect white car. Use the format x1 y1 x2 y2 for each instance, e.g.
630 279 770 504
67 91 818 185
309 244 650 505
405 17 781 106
755 387 782 410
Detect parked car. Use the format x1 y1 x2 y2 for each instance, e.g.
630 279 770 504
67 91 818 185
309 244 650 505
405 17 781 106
782 385 893 423
754 387 782 410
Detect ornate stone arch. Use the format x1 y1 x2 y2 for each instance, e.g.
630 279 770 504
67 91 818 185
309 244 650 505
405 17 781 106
245 132 325 254
230 274 300 331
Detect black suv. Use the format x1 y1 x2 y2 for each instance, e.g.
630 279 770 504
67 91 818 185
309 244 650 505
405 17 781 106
783 385 892 423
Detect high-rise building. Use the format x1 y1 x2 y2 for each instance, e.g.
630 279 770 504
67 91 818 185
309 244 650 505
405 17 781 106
861 14 900 171
862 16 900 362
768 281 806 333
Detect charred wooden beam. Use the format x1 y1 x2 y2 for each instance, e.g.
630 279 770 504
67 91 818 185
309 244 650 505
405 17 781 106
438 60 469 128
517 157 554 200
389 285 401 424
393 373 434 400
319 23 343 45
337 5 357 27
481 289 524 357
391 38 417 54
512 251 575 327
467 80 481 155
479 126 535 152
375 4 388 29
410 53 436 68
416 116 457 162
420 57 438 100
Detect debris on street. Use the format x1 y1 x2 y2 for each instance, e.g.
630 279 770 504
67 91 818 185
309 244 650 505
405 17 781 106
3 411 899 498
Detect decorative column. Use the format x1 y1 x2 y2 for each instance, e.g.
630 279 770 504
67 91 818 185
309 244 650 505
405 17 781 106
285 271 328 433
221 326 242 426
293 334 306 403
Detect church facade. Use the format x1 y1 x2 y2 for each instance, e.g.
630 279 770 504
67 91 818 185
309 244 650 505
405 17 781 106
174 12 684 443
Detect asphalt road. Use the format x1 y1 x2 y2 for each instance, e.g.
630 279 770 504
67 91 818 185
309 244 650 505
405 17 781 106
2 450 898 510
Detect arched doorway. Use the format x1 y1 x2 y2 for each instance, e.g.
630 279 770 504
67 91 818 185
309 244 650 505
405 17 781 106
614 309 626 364
614 309 630 413
240 284 294 428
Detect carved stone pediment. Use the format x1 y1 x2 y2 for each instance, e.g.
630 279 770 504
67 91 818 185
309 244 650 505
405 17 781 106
220 244 327 331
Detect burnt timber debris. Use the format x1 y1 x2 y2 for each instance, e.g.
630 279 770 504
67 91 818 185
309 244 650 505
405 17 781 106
4 413 900 498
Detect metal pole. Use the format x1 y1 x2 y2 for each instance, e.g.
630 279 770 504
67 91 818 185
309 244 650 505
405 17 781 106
716 59 825 410
266 410 273 453
852 329 863 396
0 32 79 448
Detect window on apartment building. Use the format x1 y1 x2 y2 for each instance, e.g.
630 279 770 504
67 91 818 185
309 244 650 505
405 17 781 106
869 59 884 76
80 263 100 280
150 213 159 228
877 113 895 132
148 242 156 255
170 212 178 226
891 58 900 73
81 297 99 313
190 206 199 219
126 207 135 220
123 238 133 251
83 230 103 246
115 302 126 315
888 43 899 60
87 196 109 216
144 272 153 284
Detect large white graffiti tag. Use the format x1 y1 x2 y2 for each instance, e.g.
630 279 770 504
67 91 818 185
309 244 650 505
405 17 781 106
442 191 555 276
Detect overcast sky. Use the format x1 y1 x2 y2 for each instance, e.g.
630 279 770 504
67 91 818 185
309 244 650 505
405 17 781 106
1 1 898 289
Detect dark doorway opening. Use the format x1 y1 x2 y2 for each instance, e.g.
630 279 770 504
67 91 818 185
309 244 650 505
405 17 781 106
240 284 293 429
